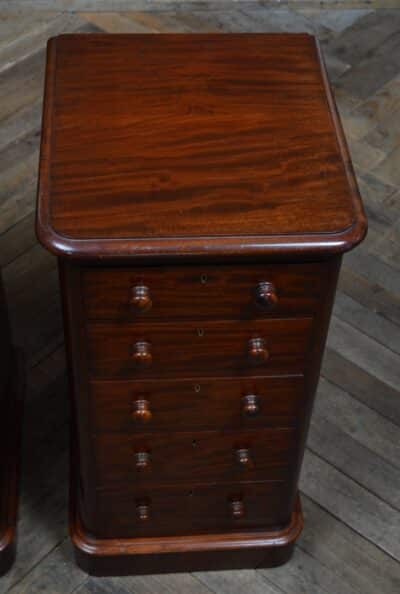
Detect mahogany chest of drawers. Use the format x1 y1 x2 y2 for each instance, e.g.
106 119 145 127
36 33 366 576
0 275 23 575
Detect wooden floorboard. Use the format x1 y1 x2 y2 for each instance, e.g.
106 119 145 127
0 3 399 593
263 495 400 594
300 450 400 561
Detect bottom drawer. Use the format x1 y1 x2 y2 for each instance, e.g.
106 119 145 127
92 482 293 538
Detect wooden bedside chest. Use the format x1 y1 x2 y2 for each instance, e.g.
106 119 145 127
0 275 23 575
36 33 366 576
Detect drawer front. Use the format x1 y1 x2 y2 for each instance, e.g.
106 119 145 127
90 376 305 433
93 428 296 488
87 318 313 379
83 262 324 321
93 481 293 538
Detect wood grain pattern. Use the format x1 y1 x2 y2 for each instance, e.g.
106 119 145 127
86 318 313 379
34 29 366 577
89 375 306 433
90 481 294 538
72 495 302 577
63 253 337 574
83 262 325 321
93 428 297 487
3 4 396 590
36 33 366 260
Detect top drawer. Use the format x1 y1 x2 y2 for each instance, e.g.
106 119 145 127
83 263 325 321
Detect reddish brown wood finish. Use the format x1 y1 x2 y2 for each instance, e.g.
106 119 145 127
90 481 293 538
36 34 366 261
83 263 326 320
71 491 303 576
0 278 24 576
87 318 313 379
89 376 306 433
37 33 367 576
61 259 336 576
93 428 296 488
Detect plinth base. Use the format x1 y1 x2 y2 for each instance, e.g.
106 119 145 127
70 489 303 576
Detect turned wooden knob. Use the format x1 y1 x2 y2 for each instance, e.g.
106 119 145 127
136 500 150 521
134 450 151 470
132 398 152 423
235 447 253 467
248 338 269 364
131 341 152 368
129 284 152 312
255 282 278 310
229 498 245 519
241 394 261 417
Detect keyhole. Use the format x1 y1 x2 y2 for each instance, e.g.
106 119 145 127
200 274 208 284
192 440 197 448
194 384 201 393
197 328 204 337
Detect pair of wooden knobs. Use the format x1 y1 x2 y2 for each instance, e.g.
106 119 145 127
129 281 278 312
132 394 261 422
130 337 269 368
135 498 245 521
133 447 253 471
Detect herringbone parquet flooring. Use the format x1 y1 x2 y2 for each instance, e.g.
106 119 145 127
0 3 399 593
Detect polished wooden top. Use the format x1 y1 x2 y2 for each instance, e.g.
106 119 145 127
37 33 366 260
